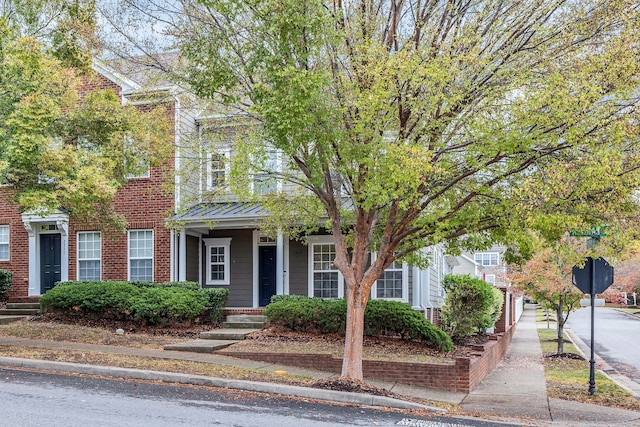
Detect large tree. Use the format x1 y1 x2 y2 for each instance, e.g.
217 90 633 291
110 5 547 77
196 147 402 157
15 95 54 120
0 0 170 228
112 0 640 380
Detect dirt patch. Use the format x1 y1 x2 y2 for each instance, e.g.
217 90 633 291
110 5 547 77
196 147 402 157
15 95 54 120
544 352 585 361
310 377 397 397
219 326 483 363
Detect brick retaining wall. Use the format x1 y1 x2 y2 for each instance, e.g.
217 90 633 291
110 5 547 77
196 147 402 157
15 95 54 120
222 323 515 393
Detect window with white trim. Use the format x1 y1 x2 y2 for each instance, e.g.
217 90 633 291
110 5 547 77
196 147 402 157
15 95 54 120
0 225 8 261
77 231 101 280
253 150 280 195
207 151 229 190
484 274 496 285
311 241 340 298
375 259 404 299
475 252 499 266
203 237 232 285
129 230 153 281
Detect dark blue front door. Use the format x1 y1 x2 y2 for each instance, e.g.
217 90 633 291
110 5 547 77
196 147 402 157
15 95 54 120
259 246 277 306
40 234 61 294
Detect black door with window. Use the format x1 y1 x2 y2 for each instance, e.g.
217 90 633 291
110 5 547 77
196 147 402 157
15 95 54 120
40 234 61 294
258 246 277 306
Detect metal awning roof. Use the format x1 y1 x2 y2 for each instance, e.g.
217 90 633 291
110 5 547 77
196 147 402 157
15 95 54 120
171 202 269 224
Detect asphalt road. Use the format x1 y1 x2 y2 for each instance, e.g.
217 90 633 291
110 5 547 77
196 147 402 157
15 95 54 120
0 368 519 427
566 307 640 384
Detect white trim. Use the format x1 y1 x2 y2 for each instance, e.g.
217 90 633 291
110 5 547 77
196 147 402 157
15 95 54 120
203 237 232 285
128 229 154 282
251 150 282 195
76 231 102 281
474 252 500 266
206 148 231 191
371 254 409 303
0 225 9 261
307 235 343 298
252 231 288 307
21 211 69 296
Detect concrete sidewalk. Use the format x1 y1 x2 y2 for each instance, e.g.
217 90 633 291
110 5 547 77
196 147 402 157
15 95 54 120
0 305 639 426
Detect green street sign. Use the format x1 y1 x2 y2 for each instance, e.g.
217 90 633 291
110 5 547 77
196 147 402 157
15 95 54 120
569 225 609 238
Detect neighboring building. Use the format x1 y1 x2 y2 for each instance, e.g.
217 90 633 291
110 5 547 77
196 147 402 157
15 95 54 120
0 60 477 312
452 245 510 288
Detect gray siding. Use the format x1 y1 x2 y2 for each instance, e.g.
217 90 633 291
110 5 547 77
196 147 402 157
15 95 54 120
206 229 254 307
186 235 199 282
288 240 308 296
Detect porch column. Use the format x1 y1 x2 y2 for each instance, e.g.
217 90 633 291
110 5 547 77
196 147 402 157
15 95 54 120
276 233 284 295
178 228 187 282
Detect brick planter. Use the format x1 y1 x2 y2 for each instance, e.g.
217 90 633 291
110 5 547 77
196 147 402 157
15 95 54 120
220 324 515 393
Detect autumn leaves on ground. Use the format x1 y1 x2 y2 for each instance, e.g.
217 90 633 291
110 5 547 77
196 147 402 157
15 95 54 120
0 312 639 412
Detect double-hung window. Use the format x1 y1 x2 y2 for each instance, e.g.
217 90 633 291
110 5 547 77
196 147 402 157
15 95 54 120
309 236 343 298
77 232 101 280
375 259 405 299
203 238 232 285
0 226 8 261
253 150 280 195
475 252 499 266
129 230 153 281
206 149 231 192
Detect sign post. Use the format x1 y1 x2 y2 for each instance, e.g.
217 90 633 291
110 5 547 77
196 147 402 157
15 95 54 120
571 257 614 394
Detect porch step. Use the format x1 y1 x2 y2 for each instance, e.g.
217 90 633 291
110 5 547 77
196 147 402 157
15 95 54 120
223 314 267 330
223 322 264 329
0 308 40 316
164 339 238 353
0 315 28 325
200 328 260 341
7 303 40 310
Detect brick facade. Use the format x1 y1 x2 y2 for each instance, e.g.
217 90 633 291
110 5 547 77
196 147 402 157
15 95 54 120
0 70 176 300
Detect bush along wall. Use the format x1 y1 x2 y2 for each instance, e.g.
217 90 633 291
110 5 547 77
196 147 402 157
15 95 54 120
0 270 12 302
265 295 453 352
39 281 227 326
440 274 501 340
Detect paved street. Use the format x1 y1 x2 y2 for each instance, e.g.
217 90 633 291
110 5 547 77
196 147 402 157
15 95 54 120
0 368 518 427
566 307 640 384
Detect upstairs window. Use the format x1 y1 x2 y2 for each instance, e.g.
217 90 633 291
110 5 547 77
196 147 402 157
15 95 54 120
207 150 230 191
253 150 280 195
475 252 499 266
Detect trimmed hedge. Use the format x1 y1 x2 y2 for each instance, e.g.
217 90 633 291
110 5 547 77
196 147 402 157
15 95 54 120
441 274 498 339
265 295 453 352
200 288 230 322
40 281 221 325
0 270 12 301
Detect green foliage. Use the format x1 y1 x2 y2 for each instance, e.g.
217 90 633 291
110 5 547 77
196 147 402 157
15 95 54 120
265 296 452 352
0 269 13 301
199 287 230 323
0 4 171 229
364 300 453 352
483 287 505 330
441 275 496 339
39 281 209 325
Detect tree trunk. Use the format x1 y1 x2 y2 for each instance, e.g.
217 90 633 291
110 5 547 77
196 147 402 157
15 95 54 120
341 283 367 380
556 297 565 355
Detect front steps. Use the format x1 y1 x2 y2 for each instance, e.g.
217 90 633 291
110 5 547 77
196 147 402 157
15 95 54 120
164 314 267 354
0 303 40 325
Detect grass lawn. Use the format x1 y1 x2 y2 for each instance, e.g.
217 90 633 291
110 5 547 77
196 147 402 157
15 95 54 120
537 327 640 411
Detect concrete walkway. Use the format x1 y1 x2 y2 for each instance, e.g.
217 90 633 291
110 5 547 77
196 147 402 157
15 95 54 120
0 305 639 426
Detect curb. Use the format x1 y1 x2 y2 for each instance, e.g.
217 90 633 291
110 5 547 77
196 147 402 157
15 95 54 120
565 329 640 399
0 356 445 412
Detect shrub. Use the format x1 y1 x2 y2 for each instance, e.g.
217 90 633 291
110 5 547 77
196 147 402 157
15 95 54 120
441 274 495 339
266 296 452 352
40 281 209 325
483 287 505 329
200 287 230 323
0 270 12 301
365 299 453 352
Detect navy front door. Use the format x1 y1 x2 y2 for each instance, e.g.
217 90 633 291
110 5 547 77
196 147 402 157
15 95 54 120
40 234 61 294
259 246 277 306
